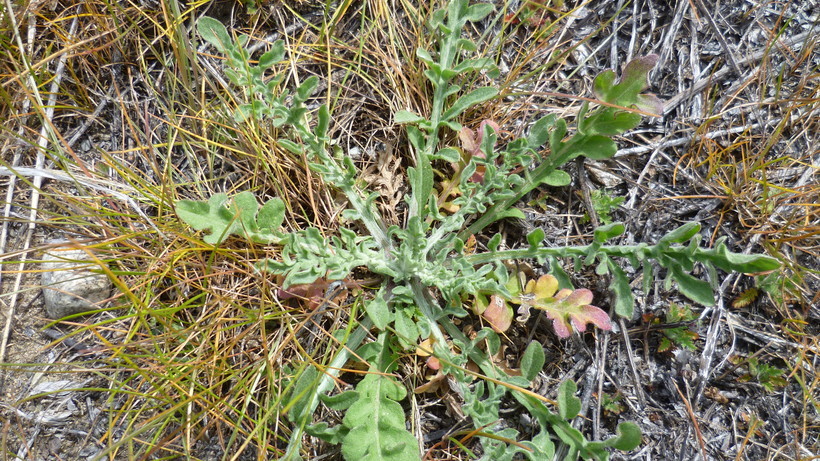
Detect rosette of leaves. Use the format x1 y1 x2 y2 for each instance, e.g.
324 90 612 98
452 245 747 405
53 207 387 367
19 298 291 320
177 2 780 459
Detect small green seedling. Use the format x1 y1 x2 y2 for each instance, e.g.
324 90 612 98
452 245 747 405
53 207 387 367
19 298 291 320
600 391 626 416
580 189 625 225
738 357 788 392
657 303 699 353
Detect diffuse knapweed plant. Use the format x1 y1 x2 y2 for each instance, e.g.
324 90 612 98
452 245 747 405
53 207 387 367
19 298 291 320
177 1 779 459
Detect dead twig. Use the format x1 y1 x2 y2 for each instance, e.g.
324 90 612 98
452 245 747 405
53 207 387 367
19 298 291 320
0 4 77 381
673 379 708 460
663 31 813 116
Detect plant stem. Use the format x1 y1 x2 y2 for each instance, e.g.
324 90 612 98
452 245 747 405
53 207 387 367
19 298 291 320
298 124 393 252
408 14 462 222
460 130 592 240
463 242 631 266
410 279 503 382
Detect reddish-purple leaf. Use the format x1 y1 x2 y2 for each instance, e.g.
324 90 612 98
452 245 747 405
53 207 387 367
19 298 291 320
457 120 502 183
483 294 513 332
510 274 612 338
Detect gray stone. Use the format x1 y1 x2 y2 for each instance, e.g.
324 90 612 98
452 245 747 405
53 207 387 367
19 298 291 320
41 247 112 319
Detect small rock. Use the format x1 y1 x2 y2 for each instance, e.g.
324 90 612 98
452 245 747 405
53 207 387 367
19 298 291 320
41 247 112 319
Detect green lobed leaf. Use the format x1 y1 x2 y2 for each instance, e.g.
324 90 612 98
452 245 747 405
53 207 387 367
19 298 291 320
464 2 494 21
341 374 420 461
175 192 283 245
258 41 285 68
697 240 781 274
526 114 555 148
660 249 695 272
407 164 434 219
540 169 571 186
455 37 477 51
548 118 568 152
607 259 634 318
473 328 499 357
527 432 557 459
452 57 495 74
295 76 319 101
305 422 346 444
595 258 610 275
432 147 460 162
394 309 420 348
557 380 581 420
315 104 331 139
428 7 446 31
416 47 434 64
321 390 360 411
176 193 231 244
439 119 462 131
526 228 545 249
605 422 642 451
365 288 393 330
488 233 502 251
593 54 663 114
548 257 573 290
257 197 286 231
394 110 426 124
593 222 626 243
659 222 701 245
670 266 715 306
234 104 253 123
405 126 426 152
493 207 526 221
233 191 264 233
586 111 642 136
572 135 617 160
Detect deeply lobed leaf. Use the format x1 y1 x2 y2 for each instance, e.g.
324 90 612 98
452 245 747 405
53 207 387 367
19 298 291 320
341 374 420 461
512 275 612 338
175 191 283 245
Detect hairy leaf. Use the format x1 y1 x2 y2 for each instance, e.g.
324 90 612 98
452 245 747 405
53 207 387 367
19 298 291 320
197 17 232 53
593 54 663 115
572 135 617 160
341 374 420 461
557 379 581 420
513 275 612 338
442 87 498 121
607 259 634 318
540 169 571 186
605 422 642 451
696 239 781 274
394 110 426 124
176 192 283 245
483 294 513 332
520 341 545 382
